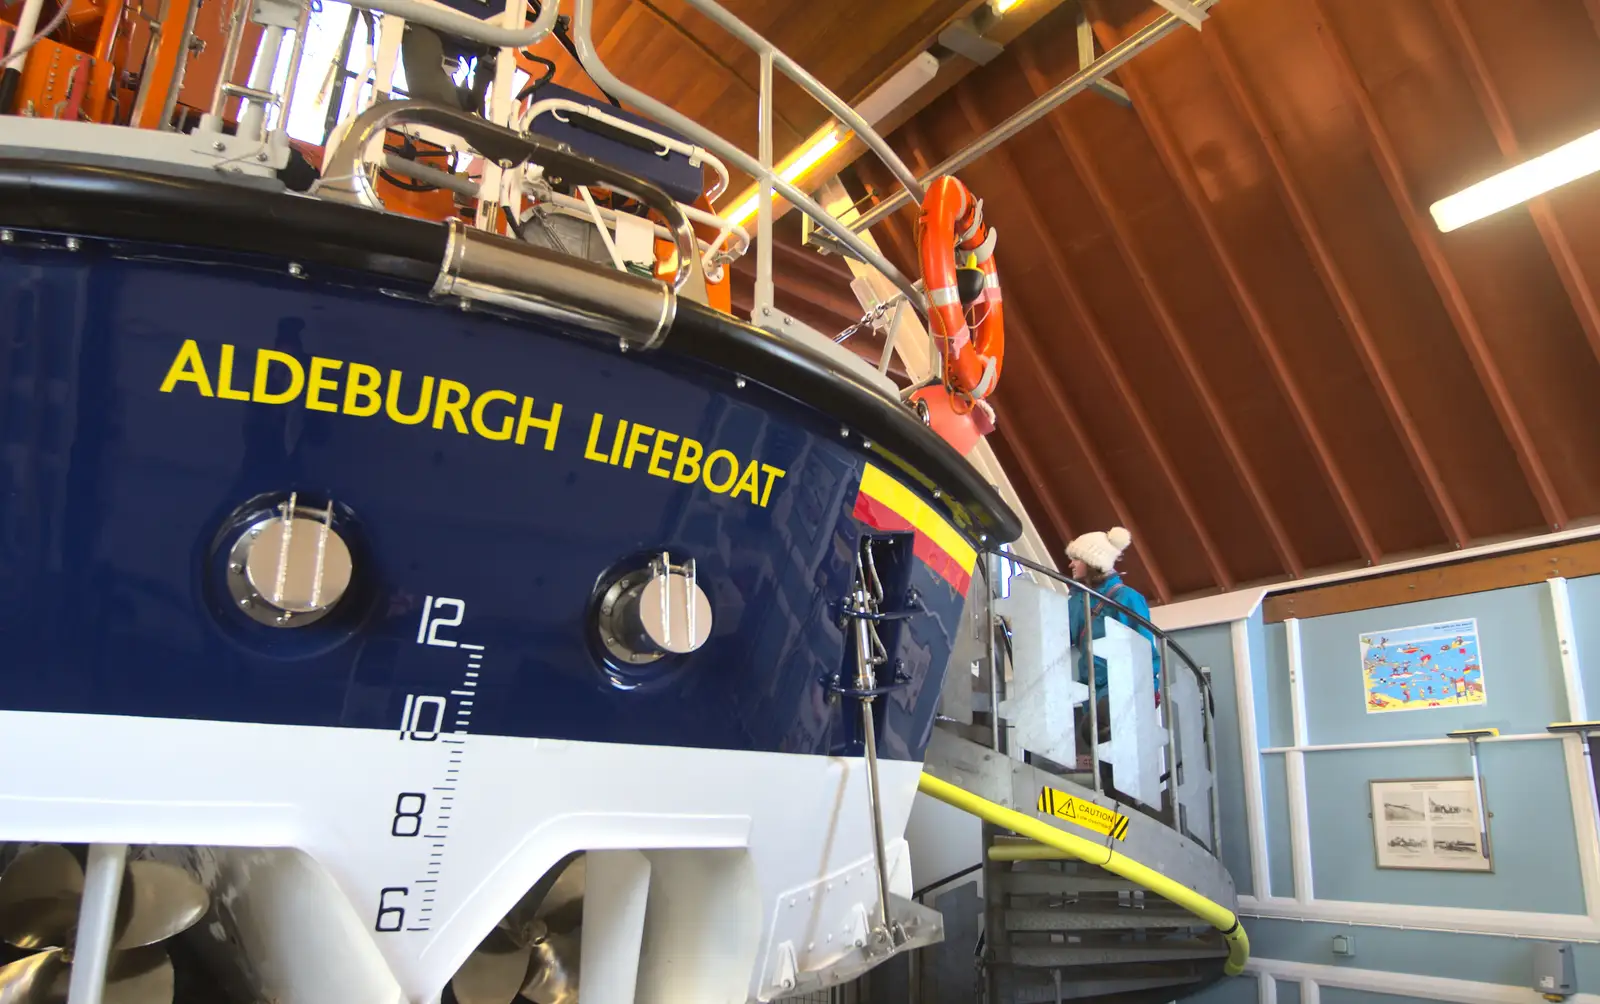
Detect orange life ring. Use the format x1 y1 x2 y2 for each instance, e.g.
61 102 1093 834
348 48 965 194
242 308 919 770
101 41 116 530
917 175 1003 400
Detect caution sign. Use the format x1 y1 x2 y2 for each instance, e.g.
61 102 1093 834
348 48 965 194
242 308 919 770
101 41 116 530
1037 786 1130 841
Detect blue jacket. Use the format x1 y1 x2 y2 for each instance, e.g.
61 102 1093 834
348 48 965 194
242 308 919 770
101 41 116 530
1068 572 1161 699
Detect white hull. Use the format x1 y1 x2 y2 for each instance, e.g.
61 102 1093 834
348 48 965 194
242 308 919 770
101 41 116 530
0 710 921 1003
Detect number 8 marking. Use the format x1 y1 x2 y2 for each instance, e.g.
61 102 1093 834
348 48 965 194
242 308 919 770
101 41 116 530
391 792 426 837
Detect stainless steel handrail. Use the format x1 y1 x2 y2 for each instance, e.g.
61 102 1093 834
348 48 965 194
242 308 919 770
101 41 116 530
848 0 1220 235
677 0 924 205
343 0 559 49
314 98 702 293
567 0 927 315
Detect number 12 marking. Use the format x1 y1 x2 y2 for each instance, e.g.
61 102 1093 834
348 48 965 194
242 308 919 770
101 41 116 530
417 596 465 648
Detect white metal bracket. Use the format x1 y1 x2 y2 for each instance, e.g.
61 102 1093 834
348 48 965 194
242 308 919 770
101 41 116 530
1078 7 1132 108
1151 0 1209 30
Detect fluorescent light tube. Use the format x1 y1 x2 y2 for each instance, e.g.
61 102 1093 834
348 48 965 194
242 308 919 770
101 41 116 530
1431 125 1600 232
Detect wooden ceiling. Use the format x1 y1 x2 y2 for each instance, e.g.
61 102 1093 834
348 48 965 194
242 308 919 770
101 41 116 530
835 0 1600 602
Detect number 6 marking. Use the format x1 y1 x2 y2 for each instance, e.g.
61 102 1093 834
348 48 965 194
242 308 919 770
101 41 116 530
375 887 408 932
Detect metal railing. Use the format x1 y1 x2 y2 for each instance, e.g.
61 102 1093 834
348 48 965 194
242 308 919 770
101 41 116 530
564 0 928 322
981 550 1222 857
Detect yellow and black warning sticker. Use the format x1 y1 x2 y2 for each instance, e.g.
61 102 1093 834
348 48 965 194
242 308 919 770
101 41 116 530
1037 785 1130 841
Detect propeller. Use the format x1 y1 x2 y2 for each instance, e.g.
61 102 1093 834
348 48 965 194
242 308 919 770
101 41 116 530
0 846 208 1004
450 928 529 1004
448 855 583 1004
448 920 578 1004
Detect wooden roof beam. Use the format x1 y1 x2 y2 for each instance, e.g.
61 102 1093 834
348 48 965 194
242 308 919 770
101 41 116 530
1096 23 1380 567
1006 310 1172 600
951 87 1234 591
1202 23 1469 548
1432 0 1600 370
1308 0 1566 531
1015 45 1305 579
988 395 1078 550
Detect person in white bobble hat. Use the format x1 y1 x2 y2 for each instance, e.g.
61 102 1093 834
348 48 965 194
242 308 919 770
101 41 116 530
1066 527 1160 758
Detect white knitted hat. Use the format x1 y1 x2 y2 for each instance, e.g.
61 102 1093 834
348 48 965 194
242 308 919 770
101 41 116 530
1066 527 1132 574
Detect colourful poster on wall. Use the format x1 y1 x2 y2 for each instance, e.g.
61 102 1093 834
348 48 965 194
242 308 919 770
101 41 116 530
1360 618 1485 714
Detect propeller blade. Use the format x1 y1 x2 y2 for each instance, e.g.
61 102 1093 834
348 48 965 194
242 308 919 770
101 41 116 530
451 928 531 1004
532 857 584 935
104 947 175 1004
0 847 84 950
520 928 578 1004
112 863 207 950
0 948 69 1004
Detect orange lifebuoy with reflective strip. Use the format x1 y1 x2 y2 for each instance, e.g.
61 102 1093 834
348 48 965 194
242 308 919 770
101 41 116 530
918 175 1003 401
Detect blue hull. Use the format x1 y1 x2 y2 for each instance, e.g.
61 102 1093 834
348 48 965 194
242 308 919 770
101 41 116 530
0 238 979 762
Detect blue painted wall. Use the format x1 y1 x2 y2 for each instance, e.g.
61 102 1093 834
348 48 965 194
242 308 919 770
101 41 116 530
1181 619 1257 897
1294 585 1564 744
1260 752 1294 900
1169 569 1600 1004
1301 740 1582 912
1183 973 1259 1004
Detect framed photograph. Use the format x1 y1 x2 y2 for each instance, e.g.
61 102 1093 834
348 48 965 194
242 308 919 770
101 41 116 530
1370 778 1492 872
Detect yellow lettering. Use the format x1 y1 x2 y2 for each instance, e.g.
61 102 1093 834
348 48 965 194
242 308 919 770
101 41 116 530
730 458 762 502
471 390 517 441
252 349 304 405
344 363 382 417
609 420 628 464
433 379 470 434
306 357 343 413
216 344 249 400
584 413 611 462
159 339 214 397
673 437 703 483
646 431 679 479
623 423 655 469
385 371 433 425
515 398 562 450
703 449 739 493
759 464 786 507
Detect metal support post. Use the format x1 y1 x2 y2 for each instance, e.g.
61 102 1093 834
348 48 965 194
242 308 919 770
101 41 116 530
207 0 251 121
1078 6 1130 107
237 24 285 141
65 843 128 1004
1447 728 1496 859
1160 637 1179 826
1203 666 1221 856
158 0 206 129
275 0 313 135
852 577 896 942
754 49 775 320
985 553 1003 753
1082 590 1101 793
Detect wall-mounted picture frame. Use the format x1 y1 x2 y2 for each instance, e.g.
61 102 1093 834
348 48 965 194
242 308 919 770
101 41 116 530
1369 777 1492 873
1360 618 1485 714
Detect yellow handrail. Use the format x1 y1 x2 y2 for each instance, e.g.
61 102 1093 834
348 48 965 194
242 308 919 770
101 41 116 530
917 772 1249 976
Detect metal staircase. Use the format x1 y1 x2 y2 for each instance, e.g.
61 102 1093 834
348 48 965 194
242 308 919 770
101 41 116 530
898 553 1242 1004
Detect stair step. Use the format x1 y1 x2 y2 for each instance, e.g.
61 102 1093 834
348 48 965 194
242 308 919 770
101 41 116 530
994 871 1141 896
1008 941 1229 967
1005 908 1202 932
1010 974 1204 1003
